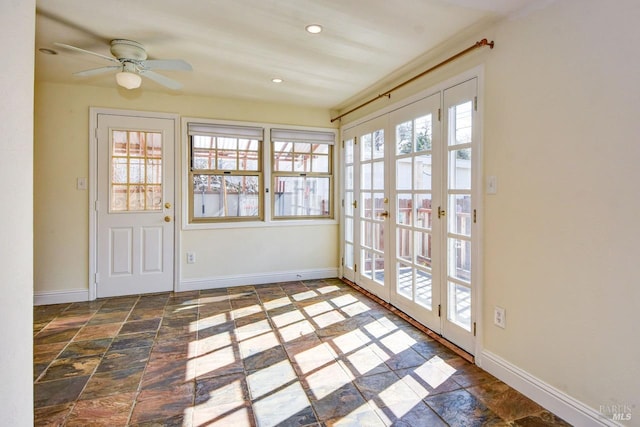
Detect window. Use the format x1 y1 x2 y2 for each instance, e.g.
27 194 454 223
271 128 335 219
188 123 263 222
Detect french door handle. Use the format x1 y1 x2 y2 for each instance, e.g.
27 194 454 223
378 211 389 218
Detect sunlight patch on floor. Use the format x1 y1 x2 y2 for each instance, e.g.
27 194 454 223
306 360 353 400
252 381 311 427
246 359 297 400
277 319 316 342
293 342 337 375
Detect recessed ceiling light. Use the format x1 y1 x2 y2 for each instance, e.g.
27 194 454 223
272 78 283 83
305 24 323 34
38 48 58 55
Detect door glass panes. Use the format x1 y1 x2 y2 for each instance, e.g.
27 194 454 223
449 195 472 236
360 129 386 288
448 238 471 282
111 130 162 212
394 112 434 308
445 95 473 335
448 282 471 330
415 269 432 308
451 101 472 145
344 138 355 270
449 149 471 190
397 194 412 225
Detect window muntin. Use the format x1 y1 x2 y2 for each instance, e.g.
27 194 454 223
188 124 263 222
271 129 335 219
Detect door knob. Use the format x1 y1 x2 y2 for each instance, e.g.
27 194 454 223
164 216 172 223
165 202 172 209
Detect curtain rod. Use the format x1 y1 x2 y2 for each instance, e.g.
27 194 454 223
330 38 495 123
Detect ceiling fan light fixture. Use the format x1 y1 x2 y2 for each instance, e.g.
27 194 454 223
305 24 323 34
116 71 142 89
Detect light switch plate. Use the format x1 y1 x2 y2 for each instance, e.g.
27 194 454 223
487 175 497 194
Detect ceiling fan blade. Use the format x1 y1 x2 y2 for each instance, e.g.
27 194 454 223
141 59 193 71
74 65 121 77
54 42 120 64
139 70 183 90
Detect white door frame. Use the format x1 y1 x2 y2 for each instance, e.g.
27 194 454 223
88 108 180 300
339 66 484 357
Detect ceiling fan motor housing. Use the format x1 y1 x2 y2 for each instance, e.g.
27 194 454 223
110 39 147 61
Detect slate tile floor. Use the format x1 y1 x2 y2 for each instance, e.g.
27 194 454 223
34 278 572 426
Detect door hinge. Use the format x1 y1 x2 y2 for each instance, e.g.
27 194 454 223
94 200 100 211
342 140 345 149
473 209 477 224
353 200 358 209
474 96 478 111
341 257 344 266
342 199 344 208
94 273 100 284
438 304 441 317
438 108 441 121
354 136 358 145
94 128 99 139
354 263 357 273
473 322 477 336
438 206 446 219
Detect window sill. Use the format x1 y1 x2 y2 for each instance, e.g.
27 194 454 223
182 218 338 231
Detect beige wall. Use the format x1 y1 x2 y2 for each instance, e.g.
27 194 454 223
34 83 338 294
1 0 34 424
339 0 640 421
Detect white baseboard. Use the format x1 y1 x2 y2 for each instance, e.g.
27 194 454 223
34 289 89 306
178 268 339 292
478 350 621 427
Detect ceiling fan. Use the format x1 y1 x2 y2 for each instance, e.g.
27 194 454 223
54 39 192 90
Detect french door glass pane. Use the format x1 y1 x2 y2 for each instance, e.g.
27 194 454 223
345 243 354 268
363 250 373 279
361 134 372 161
345 218 353 243
345 165 353 189
450 101 472 145
415 155 432 190
397 194 412 225
361 163 372 190
363 222 372 248
448 282 471 330
449 195 472 236
415 115 432 152
449 149 471 190
374 254 385 285
373 223 384 251
448 238 471 282
398 263 412 299
373 162 384 189
397 227 411 263
345 138 354 164
362 193 372 219
415 194 432 229
415 269 432 309
396 159 412 190
345 192 354 216
396 121 413 154
372 130 384 159
415 231 432 268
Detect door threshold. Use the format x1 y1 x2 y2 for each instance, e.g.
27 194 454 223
341 277 474 364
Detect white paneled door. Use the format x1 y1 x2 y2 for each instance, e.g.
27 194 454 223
96 113 175 298
341 77 479 354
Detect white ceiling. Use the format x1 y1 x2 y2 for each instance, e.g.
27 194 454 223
35 0 538 109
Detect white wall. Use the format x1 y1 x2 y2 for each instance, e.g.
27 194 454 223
339 0 640 424
34 83 339 296
0 0 34 425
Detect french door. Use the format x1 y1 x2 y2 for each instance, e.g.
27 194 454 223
341 78 479 354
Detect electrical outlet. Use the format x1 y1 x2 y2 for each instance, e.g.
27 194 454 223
186 252 196 264
494 306 506 328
